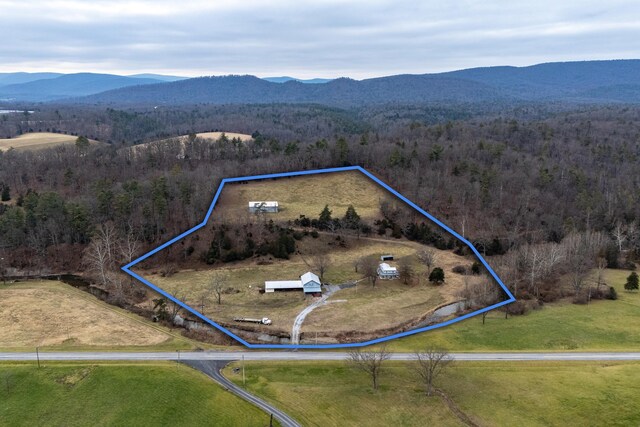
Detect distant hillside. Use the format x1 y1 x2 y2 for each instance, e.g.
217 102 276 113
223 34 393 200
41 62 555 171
0 73 163 101
128 73 187 82
0 72 63 86
263 76 333 84
444 60 640 101
73 74 505 106
14 59 640 106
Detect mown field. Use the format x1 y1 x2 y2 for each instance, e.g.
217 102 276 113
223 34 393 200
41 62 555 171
145 234 479 342
224 360 640 427
380 268 640 352
212 169 397 223
0 132 100 151
0 362 273 426
0 280 195 351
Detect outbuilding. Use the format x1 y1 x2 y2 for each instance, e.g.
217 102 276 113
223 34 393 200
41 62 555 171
265 271 322 294
377 263 399 279
248 201 279 213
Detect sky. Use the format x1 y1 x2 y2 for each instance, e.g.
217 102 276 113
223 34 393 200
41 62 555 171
1 0 640 79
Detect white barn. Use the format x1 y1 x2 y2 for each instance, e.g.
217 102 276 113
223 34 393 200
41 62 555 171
249 201 279 213
265 271 322 294
377 263 399 279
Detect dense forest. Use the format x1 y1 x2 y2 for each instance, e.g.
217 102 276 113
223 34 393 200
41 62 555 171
0 102 638 311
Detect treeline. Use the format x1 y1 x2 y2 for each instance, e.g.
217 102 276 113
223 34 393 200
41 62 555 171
0 104 639 293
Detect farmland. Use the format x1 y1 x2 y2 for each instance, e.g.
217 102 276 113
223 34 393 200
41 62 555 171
145 230 485 344
0 280 194 351
224 360 640 427
380 268 640 352
139 169 500 344
0 132 99 151
0 362 272 426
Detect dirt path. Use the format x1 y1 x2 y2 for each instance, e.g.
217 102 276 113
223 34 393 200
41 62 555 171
435 388 480 427
291 285 340 344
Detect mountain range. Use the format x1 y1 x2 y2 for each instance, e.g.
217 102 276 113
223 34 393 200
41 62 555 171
1 60 640 105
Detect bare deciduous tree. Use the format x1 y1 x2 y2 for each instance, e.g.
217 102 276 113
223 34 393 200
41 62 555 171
563 231 608 294
398 258 414 285
208 272 228 305
347 346 390 390
414 348 453 396
417 248 438 277
312 253 330 282
361 256 379 288
83 223 117 287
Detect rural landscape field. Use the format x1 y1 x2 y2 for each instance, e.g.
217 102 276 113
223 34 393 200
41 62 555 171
0 132 100 151
136 170 500 344
2 0 640 425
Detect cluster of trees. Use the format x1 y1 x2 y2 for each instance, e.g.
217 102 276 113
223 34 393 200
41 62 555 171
204 223 300 264
294 204 369 235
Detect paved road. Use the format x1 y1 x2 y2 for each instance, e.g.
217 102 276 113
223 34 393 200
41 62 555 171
181 360 301 427
2 351 640 361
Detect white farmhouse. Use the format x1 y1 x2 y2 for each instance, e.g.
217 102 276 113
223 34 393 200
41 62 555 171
377 262 399 279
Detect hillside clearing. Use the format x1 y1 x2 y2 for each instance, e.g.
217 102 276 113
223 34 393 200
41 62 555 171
0 132 99 151
213 170 397 223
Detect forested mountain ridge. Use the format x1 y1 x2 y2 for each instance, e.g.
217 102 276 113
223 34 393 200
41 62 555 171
0 73 164 101
70 60 640 106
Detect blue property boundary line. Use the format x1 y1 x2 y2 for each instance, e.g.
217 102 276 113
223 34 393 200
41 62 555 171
122 165 516 349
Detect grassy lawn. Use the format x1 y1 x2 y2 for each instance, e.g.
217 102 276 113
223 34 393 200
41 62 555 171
0 362 273 426
224 361 461 426
224 360 640 427
380 268 640 352
0 280 197 352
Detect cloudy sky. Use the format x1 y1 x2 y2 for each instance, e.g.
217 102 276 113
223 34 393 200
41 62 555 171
1 0 639 79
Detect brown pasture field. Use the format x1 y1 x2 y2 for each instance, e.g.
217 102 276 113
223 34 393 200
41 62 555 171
213 170 399 223
0 132 99 151
0 280 189 350
194 131 252 141
143 234 481 342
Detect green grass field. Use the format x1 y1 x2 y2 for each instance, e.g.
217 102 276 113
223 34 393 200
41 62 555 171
224 360 640 427
0 362 273 427
380 268 640 352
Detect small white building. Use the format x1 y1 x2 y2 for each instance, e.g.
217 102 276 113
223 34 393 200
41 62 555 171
248 201 279 213
265 271 322 294
377 263 399 279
